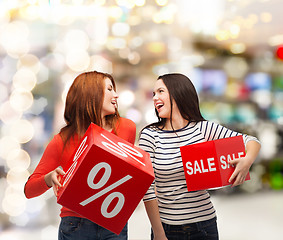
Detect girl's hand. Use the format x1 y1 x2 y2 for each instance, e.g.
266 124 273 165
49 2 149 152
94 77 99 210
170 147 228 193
228 157 251 187
44 167 65 196
229 140 261 187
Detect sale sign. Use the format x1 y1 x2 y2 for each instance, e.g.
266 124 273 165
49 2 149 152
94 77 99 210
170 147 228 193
57 123 154 235
180 135 250 191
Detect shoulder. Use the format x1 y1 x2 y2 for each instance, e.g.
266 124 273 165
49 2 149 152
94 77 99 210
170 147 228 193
53 133 65 148
53 133 63 142
42 133 64 156
117 117 136 131
140 126 157 140
139 126 157 150
119 117 136 126
195 120 218 129
141 125 156 133
115 117 136 144
47 133 63 147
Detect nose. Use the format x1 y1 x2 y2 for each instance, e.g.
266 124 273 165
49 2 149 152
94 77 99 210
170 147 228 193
114 91 118 98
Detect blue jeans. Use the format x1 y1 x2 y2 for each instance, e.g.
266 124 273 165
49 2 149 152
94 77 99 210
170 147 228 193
151 217 219 240
58 217 127 240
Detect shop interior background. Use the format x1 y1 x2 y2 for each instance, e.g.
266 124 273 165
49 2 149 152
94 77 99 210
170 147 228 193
0 0 282 239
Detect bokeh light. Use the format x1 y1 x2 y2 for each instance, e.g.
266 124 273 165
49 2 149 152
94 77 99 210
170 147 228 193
0 101 23 124
119 90 135 107
9 89 33 112
13 68 37 91
66 50 90 72
6 149 31 172
0 136 21 160
0 21 30 58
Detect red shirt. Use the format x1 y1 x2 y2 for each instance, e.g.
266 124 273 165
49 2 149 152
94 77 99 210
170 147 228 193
24 118 136 218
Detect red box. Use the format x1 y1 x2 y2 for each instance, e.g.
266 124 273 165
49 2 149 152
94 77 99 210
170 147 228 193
57 123 154 235
180 136 250 191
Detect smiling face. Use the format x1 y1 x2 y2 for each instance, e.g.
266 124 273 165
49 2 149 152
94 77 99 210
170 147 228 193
101 77 118 119
153 79 174 119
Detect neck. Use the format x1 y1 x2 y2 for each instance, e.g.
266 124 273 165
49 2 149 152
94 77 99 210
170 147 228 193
164 116 188 130
102 118 112 132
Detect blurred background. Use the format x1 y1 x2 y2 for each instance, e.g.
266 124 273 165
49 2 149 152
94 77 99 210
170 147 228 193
0 0 283 239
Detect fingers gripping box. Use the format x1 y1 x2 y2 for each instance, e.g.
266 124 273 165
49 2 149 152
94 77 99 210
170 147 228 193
57 123 154 235
180 135 250 191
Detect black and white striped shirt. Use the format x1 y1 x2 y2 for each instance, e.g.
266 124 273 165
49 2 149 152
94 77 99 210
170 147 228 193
139 120 259 225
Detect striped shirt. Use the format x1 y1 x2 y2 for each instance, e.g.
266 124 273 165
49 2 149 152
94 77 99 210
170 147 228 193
139 120 259 225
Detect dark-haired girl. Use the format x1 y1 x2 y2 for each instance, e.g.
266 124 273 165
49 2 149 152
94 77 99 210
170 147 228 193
139 73 261 240
25 71 136 240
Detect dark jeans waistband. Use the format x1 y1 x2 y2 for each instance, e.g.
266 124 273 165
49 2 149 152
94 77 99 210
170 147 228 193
162 217 217 232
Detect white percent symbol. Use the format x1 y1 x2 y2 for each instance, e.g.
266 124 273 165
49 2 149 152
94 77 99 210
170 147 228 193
80 162 132 218
100 133 145 166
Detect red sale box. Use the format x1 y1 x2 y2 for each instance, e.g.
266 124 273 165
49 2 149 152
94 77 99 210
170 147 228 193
57 123 154 235
180 135 250 191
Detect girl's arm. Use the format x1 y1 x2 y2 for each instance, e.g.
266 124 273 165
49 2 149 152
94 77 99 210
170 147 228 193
199 121 261 187
24 135 63 198
144 199 168 240
229 140 261 187
139 128 167 239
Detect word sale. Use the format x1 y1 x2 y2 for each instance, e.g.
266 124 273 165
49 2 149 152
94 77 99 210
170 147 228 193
185 152 245 175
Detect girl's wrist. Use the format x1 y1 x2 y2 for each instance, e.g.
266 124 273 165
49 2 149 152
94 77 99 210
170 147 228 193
244 155 255 167
44 172 52 188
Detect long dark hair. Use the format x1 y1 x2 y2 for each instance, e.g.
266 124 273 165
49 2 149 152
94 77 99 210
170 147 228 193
60 71 119 145
146 73 205 130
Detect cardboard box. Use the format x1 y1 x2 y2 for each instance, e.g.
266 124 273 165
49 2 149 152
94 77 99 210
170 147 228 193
180 135 250 191
57 123 154 234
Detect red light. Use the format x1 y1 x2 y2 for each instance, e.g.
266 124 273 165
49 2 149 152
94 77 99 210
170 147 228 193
276 45 283 60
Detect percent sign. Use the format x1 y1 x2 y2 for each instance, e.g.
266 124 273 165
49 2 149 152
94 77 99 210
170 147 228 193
100 133 145 166
79 133 145 218
80 162 132 218
62 136 89 187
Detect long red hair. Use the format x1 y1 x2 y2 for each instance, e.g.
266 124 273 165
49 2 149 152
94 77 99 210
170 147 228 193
60 71 119 145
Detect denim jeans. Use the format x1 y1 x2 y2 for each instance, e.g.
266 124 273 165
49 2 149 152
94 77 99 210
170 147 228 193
58 217 127 240
151 217 219 240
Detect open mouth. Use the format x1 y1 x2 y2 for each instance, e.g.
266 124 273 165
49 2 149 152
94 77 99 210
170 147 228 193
111 100 117 108
155 103 164 110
